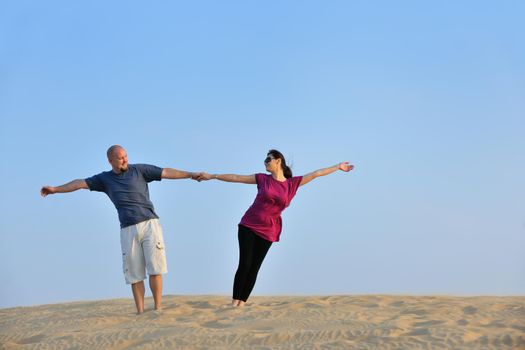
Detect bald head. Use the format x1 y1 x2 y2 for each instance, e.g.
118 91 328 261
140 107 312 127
107 145 125 160
107 145 129 173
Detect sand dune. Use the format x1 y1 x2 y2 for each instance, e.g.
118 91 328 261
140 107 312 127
1 295 524 349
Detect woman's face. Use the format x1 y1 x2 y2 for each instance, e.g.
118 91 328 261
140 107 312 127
264 154 281 172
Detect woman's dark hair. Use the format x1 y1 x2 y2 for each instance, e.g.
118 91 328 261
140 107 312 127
268 149 292 179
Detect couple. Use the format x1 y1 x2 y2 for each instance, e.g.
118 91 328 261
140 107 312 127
41 145 354 313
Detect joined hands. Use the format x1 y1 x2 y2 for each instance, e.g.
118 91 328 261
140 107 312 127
191 172 213 182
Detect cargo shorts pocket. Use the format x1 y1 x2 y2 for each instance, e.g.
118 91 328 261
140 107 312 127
122 252 128 273
151 240 167 274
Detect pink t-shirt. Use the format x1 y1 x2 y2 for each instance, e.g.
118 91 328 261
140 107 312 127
239 173 303 242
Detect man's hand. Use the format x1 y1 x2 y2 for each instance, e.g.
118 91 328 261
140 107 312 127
40 186 56 197
338 162 354 172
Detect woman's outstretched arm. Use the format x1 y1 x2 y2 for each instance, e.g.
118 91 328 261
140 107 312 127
300 162 354 186
198 173 256 184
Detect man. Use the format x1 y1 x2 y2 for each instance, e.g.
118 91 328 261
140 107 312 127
41 145 198 314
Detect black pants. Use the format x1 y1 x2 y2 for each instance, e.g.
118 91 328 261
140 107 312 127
233 225 273 302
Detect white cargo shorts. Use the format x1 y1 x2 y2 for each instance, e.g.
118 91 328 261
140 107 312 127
120 218 168 284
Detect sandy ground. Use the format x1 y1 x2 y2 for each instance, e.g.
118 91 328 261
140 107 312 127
1 295 524 349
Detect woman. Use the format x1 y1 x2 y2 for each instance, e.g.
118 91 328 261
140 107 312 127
199 149 354 307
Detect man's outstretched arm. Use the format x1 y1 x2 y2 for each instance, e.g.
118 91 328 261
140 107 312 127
161 168 198 180
41 179 89 197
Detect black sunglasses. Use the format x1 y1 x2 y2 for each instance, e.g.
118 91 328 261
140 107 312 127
264 156 275 164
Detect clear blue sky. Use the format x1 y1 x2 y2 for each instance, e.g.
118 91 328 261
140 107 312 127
1 1 524 308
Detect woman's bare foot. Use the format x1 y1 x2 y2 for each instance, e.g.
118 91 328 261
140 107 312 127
232 299 246 307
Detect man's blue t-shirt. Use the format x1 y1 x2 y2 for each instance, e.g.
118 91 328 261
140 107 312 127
85 164 163 228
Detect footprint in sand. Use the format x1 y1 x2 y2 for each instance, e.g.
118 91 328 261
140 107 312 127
404 328 430 336
365 303 379 308
456 319 469 326
186 301 214 309
389 301 405 307
502 335 514 347
401 309 427 316
462 306 477 315
511 325 525 332
262 301 290 307
17 334 47 345
413 320 445 327
202 320 231 329
304 302 325 309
